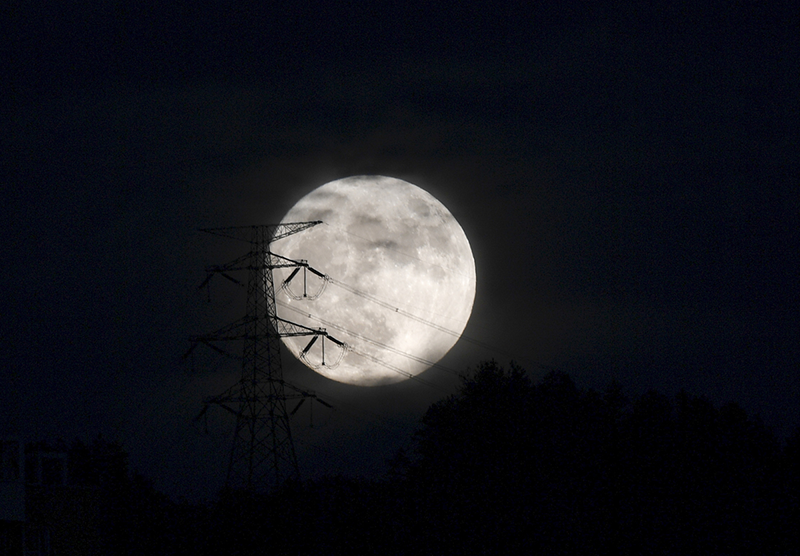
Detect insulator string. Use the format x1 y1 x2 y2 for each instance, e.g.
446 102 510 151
299 334 348 370
277 300 461 379
281 270 329 300
277 300 452 391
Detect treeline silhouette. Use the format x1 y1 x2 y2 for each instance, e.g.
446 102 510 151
54 361 797 554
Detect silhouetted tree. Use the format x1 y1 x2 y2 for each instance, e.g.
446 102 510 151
49 361 795 555
390 360 793 555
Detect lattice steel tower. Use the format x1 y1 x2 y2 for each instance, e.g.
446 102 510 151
187 222 335 491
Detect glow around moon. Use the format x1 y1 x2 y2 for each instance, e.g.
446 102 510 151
272 176 476 386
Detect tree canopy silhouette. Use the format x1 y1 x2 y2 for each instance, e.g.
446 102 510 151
196 361 796 555
34 362 796 555
393 360 793 555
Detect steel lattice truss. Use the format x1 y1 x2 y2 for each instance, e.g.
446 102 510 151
188 221 332 491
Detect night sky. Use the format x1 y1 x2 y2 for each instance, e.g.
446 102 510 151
4 1 798 501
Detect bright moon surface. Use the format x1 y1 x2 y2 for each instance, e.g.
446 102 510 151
272 176 476 386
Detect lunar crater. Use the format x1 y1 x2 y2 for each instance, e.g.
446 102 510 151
272 176 476 386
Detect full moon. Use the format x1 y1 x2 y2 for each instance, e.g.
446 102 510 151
272 176 476 386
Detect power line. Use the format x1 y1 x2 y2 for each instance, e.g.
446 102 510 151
276 300 462 379
289 224 544 373
318 275 550 371
326 277 464 338
345 347 450 393
278 299 449 393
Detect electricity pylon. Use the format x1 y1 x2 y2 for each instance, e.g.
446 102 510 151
187 222 337 492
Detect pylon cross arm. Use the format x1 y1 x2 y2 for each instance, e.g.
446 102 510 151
198 221 322 243
275 316 325 338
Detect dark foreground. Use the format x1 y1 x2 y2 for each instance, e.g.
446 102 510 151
11 362 798 555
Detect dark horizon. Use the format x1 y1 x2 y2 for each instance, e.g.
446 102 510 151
6 361 798 555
